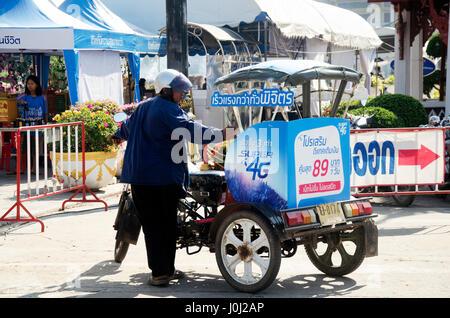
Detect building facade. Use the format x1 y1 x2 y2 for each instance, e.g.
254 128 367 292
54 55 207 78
316 0 394 30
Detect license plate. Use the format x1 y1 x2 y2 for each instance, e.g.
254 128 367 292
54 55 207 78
316 202 345 226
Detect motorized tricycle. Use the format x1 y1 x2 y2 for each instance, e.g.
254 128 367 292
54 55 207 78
112 60 379 293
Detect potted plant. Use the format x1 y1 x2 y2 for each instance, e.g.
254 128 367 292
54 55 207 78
51 102 120 190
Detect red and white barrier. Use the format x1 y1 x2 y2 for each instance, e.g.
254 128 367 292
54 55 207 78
350 127 450 197
0 122 107 232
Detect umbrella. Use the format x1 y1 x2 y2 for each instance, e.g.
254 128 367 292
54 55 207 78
214 59 362 86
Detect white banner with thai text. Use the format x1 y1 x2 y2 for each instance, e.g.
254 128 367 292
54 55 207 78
350 129 444 186
0 28 74 50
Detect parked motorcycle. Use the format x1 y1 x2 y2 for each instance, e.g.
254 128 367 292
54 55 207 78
420 115 450 191
441 117 450 189
348 113 373 129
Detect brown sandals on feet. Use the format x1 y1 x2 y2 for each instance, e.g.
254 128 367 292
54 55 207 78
148 270 185 287
148 275 170 286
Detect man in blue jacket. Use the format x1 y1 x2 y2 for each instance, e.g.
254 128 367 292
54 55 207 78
112 69 233 286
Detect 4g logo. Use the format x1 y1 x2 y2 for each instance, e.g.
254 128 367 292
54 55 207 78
245 157 270 180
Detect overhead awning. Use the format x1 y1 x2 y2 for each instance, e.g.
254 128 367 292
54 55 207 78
160 22 257 56
104 0 382 50
188 23 246 42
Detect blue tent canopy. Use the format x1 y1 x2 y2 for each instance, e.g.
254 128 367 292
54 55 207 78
0 0 165 104
58 0 165 55
59 0 166 101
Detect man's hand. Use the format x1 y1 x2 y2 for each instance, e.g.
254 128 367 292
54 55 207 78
108 134 124 146
222 126 238 141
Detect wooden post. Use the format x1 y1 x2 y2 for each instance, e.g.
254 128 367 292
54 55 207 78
166 0 188 76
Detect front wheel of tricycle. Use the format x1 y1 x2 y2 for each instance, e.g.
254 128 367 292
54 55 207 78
304 226 366 276
215 210 281 293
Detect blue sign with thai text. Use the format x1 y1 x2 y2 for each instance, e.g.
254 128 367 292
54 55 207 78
211 89 294 107
225 117 351 210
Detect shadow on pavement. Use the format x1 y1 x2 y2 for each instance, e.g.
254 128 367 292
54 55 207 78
378 227 427 237
275 274 361 297
18 260 361 298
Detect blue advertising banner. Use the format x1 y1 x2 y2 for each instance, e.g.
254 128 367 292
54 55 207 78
74 29 137 52
225 118 351 210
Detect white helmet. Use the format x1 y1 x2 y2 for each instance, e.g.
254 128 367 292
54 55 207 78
429 115 441 126
154 69 192 94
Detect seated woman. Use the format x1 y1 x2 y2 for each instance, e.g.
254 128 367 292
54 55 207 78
16 75 48 174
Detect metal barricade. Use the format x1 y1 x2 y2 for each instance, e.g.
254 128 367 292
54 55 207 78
0 122 107 232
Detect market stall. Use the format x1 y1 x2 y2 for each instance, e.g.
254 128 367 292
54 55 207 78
58 0 165 104
0 0 165 122
0 0 165 174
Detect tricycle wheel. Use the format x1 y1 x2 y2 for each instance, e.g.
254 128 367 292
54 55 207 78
391 186 415 207
304 226 365 276
114 239 129 263
215 210 281 293
392 194 415 207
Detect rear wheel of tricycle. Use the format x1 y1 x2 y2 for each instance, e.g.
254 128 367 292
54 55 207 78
304 226 365 276
215 210 281 293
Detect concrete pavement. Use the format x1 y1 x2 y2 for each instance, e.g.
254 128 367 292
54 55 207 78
1 165 450 301
1 194 450 300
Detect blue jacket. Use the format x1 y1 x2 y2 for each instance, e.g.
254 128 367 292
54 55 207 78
114 96 222 189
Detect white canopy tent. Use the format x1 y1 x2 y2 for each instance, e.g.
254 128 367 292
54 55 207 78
103 0 382 50
104 0 381 93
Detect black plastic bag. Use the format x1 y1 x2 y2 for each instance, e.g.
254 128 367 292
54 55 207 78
115 192 141 245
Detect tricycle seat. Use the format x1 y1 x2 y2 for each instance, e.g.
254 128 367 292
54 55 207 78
189 170 226 187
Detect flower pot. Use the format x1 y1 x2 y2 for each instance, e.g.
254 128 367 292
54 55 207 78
50 150 119 190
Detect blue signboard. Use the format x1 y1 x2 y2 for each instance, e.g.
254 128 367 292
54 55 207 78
211 89 295 107
390 57 436 77
225 117 351 210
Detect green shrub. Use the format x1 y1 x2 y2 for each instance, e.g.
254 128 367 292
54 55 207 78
426 33 442 59
423 70 440 98
323 96 374 117
348 106 403 128
365 94 427 127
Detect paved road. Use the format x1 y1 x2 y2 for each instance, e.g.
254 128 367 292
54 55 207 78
1 195 449 300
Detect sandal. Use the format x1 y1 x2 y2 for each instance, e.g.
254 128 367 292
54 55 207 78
148 275 170 287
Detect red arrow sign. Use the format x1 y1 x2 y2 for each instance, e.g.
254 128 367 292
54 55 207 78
398 144 440 169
